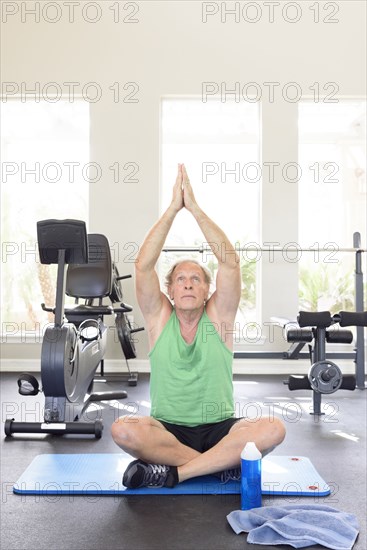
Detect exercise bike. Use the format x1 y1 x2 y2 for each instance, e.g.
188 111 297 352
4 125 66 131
98 262 144 387
5 219 142 438
284 310 367 416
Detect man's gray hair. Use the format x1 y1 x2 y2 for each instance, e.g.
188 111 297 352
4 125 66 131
164 259 212 291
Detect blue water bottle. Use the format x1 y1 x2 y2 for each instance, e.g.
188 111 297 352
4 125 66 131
241 441 262 510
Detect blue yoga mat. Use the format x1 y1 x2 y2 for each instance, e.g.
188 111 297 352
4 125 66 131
14 454 330 497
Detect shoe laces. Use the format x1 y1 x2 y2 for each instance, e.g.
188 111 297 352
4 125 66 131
143 463 169 487
220 467 241 484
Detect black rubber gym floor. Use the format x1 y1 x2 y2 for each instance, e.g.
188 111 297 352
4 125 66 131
1 372 366 550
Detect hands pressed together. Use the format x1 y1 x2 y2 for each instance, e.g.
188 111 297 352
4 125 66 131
171 163 198 214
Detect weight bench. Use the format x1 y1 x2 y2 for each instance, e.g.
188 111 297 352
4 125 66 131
271 317 313 359
271 316 357 361
283 310 367 416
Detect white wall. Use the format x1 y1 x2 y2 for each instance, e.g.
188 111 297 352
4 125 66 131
1 0 366 367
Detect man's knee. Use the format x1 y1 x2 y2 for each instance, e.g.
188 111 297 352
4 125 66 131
271 416 286 444
240 415 286 448
257 415 286 444
111 416 145 453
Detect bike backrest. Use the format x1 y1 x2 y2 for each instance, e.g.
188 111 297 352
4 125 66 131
66 233 113 299
37 219 88 264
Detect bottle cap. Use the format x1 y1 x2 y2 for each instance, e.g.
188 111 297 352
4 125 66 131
241 441 262 460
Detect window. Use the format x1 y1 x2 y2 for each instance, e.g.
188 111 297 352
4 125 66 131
160 98 260 326
298 101 366 313
1 100 89 335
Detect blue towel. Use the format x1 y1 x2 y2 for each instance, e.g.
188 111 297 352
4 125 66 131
227 504 359 549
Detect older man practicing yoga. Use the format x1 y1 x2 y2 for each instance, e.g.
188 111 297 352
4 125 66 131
112 163 285 488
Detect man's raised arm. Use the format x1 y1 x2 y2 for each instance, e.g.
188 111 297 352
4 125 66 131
135 165 183 317
182 165 241 316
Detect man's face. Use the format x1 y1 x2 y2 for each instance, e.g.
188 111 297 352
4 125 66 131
169 262 209 311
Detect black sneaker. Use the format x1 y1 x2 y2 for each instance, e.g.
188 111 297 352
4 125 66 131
122 459 178 489
218 467 241 484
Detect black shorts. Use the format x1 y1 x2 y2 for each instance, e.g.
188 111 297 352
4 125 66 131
159 418 240 453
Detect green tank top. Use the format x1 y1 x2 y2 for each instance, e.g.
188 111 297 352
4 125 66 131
149 309 234 427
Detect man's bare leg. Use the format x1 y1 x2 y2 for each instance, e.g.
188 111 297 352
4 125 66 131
112 416 285 483
111 416 200 466
178 417 286 482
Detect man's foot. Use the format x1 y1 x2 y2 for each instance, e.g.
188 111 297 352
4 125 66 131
218 467 241 484
122 459 178 489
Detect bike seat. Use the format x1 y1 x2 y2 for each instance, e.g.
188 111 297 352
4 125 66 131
64 305 114 316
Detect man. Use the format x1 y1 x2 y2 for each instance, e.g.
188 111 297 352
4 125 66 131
111 163 286 488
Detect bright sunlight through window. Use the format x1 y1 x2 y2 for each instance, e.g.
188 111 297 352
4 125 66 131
298 100 366 313
1 101 89 335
